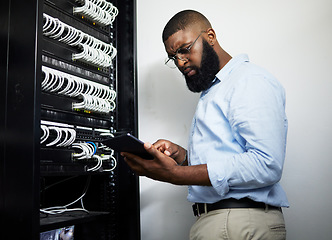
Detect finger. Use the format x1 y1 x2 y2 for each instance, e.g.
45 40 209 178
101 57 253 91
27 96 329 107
164 149 171 156
153 140 173 156
144 143 178 169
155 145 171 156
153 139 170 151
156 146 165 153
144 142 165 159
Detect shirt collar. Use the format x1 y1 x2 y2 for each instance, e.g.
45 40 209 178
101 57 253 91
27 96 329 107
216 54 249 81
200 54 249 97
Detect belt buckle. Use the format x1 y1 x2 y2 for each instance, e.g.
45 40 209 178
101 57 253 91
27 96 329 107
192 203 200 217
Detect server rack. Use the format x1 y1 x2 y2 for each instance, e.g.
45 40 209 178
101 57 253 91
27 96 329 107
0 0 139 239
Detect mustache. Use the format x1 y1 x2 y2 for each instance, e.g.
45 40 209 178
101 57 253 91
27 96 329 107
183 66 198 76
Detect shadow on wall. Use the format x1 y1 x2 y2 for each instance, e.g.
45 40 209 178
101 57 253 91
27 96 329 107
138 60 200 144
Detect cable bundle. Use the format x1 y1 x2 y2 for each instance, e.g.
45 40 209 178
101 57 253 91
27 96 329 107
73 94 115 113
72 142 117 172
41 121 76 147
42 66 116 113
72 43 113 68
73 0 119 26
88 154 116 172
72 142 96 159
43 13 116 68
41 122 117 171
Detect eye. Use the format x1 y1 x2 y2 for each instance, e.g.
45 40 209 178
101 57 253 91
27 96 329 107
177 48 189 55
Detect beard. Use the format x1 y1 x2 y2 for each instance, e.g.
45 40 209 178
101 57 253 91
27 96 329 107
184 39 220 93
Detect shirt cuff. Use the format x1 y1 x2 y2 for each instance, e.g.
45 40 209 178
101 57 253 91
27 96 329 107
207 160 230 197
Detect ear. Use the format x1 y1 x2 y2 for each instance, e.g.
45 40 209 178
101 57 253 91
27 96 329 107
206 28 216 46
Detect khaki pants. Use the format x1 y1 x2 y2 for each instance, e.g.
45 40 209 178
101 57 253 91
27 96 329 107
190 208 286 240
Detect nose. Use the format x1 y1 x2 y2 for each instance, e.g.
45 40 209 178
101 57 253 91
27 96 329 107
176 58 189 70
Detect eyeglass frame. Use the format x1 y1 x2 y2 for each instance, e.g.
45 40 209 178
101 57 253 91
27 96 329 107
164 30 206 68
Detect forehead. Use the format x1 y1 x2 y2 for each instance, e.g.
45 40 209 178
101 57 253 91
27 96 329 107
164 28 201 55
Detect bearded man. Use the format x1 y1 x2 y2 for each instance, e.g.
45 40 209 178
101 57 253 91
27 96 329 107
122 10 289 240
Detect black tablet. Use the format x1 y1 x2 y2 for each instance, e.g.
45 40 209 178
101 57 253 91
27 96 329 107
103 133 154 160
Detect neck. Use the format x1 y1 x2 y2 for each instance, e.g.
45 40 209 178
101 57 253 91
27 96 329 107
214 43 232 70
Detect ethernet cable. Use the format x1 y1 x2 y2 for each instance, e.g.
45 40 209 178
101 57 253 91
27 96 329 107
46 126 62 147
101 151 117 172
40 176 91 215
42 66 115 99
71 139 117 172
40 121 76 147
87 153 117 172
43 13 117 68
72 142 96 159
73 0 118 26
40 125 50 144
72 94 113 114
41 66 116 113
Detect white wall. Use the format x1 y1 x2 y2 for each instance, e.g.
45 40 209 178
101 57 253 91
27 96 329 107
137 0 332 239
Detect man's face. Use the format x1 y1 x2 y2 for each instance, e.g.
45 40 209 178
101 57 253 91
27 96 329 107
164 29 220 92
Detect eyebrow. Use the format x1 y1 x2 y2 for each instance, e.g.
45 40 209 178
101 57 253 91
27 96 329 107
168 41 192 57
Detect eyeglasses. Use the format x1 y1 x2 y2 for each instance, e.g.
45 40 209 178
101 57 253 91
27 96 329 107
165 31 206 69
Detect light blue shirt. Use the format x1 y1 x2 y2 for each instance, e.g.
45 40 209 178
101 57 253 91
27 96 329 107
187 54 289 207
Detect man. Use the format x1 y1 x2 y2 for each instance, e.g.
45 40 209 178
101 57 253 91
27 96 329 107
122 10 289 240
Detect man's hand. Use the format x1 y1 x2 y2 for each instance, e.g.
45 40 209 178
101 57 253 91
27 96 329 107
153 139 187 165
121 142 179 183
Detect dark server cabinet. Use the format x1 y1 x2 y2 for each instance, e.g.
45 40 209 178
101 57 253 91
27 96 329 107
0 0 139 239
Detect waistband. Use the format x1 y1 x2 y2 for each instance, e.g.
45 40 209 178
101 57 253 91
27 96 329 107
192 198 281 217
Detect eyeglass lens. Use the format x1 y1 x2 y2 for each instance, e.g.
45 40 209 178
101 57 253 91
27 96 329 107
176 48 190 61
165 48 190 68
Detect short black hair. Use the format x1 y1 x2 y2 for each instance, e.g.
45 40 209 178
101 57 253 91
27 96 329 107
162 10 211 42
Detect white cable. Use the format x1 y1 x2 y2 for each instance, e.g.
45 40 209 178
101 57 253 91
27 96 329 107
42 70 56 91
72 43 113 68
73 94 113 113
43 14 52 32
40 208 89 215
40 176 91 215
58 76 75 95
63 128 77 146
42 66 117 113
46 126 62 147
49 73 64 92
87 154 102 171
102 154 117 172
71 139 117 172
40 121 76 146
73 0 118 26
72 143 89 159
40 125 49 144
72 142 95 159
56 128 69 147
43 13 116 68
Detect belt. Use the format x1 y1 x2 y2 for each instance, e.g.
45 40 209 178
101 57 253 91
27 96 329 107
192 198 281 217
